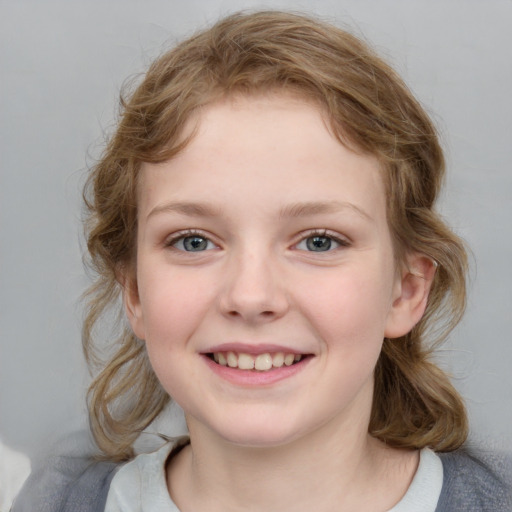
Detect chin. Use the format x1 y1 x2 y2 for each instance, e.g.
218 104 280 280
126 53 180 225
209 416 310 449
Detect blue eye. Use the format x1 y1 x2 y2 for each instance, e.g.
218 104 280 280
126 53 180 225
306 236 336 251
171 235 215 252
296 233 346 252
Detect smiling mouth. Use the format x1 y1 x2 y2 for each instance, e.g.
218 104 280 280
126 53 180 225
206 351 308 371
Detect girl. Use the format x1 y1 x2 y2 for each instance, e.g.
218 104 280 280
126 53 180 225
13 10 511 512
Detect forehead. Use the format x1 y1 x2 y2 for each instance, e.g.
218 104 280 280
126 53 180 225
138 94 387 222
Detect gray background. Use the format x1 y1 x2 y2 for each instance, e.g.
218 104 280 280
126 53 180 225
1 0 511 462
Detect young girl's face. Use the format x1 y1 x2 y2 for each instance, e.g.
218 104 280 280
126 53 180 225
124 94 426 447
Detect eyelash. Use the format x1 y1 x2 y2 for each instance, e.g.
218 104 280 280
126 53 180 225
294 229 351 253
164 229 350 253
164 230 218 252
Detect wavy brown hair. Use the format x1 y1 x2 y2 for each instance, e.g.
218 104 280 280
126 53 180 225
83 10 468 461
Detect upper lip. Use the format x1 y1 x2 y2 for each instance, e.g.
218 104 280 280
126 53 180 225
202 342 310 355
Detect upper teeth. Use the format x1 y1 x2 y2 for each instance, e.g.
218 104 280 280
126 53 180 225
213 352 302 371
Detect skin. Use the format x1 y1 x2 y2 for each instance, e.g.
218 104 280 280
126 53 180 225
124 94 435 511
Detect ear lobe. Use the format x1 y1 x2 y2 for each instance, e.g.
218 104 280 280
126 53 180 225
120 271 146 340
384 254 436 339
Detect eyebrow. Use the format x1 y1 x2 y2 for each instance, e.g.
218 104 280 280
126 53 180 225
146 200 371 221
279 201 372 221
147 201 223 220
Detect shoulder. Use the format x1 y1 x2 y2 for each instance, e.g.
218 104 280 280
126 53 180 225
11 431 122 512
12 453 120 512
436 448 512 512
105 437 189 511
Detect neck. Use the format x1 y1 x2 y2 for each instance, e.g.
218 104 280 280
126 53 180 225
167 412 418 512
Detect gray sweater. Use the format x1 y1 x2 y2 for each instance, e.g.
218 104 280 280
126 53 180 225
12 448 512 511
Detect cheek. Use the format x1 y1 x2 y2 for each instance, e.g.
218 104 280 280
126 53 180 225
137 269 214 400
138 267 215 345
297 269 394 410
296 265 394 351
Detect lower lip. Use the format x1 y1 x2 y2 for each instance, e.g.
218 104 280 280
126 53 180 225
202 355 312 386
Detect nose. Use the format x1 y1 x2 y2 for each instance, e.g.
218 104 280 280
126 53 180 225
218 249 289 324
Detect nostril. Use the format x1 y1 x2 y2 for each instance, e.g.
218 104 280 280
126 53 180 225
227 310 274 318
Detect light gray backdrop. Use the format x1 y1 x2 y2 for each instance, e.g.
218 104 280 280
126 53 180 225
1 0 511 462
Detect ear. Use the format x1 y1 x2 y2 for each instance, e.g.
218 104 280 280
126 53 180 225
384 253 436 339
118 267 146 340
